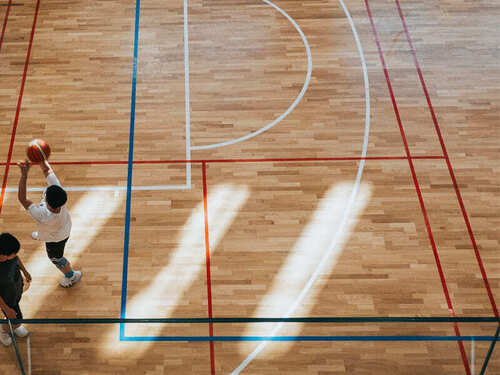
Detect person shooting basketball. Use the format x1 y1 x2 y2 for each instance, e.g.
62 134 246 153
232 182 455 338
17 141 82 288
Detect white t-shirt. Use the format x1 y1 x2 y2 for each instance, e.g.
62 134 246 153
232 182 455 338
27 173 72 243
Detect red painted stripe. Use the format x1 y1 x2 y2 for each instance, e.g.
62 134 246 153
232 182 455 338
364 1 471 373
0 0 12 53
0 155 445 167
202 162 216 375
0 0 40 215
394 0 498 318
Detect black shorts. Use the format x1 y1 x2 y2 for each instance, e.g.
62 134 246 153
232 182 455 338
45 237 69 259
10 303 23 320
2 290 23 321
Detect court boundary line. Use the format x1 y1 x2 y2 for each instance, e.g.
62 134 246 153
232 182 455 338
119 0 141 340
202 162 216 375
2 157 446 192
0 0 12 52
5 317 499 342
9 316 500 324
364 1 470 373
0 155 445 167
183 0 191 187
394 0 498 318
0 0 40 215
119 335 500 342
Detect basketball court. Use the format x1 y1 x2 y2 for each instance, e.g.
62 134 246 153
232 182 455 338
0 0 499 373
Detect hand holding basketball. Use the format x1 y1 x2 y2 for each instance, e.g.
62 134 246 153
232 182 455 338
27 139 51 162
17 160 31 175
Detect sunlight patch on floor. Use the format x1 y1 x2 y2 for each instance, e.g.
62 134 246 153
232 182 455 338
239 182 371 357
104 184 249 354
22 191 124 315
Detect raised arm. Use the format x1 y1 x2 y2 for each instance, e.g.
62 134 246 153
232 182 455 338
17 160 33 210
40 159 54 178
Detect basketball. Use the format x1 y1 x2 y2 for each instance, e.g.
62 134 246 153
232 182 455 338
26 139 51 162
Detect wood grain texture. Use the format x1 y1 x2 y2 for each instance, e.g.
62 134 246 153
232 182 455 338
0 0 499 373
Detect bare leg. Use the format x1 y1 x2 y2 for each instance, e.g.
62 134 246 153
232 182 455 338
2 322 20 331
60 260 72 275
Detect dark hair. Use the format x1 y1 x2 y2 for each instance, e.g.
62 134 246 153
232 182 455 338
0 233 20 256
46 185 67 209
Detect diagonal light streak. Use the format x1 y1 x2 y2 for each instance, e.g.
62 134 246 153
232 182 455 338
22 191 124 315
104 184 249 354
237 182 371 359
232 0 371 371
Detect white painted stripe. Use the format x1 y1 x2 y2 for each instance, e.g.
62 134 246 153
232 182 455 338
5 185 191 193
471 337 475 375
231 0 371 372
32 142 48 161
27 335 31 375
191 0 312 151
184 0 192 188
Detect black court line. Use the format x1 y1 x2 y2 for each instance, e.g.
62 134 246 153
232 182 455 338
5 317 500 324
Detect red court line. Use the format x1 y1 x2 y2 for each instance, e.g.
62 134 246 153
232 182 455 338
202 162 216 375
364 1 471 373
395 0 498 318
0 0 40 215
0 155 445 167
0 0 12 53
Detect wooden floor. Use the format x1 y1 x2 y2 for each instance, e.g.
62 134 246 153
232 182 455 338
0 0 499 373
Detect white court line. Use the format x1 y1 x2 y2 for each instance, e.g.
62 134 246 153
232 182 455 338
184 0 192 188
4 1 308 193
471 338 475 375
4 185 191 193
27 335 31 375
231 0 371 372
190 0 312 151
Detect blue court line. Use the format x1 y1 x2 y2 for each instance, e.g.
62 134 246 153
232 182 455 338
120 335 500 342
120 0 141 340
480 324 500 375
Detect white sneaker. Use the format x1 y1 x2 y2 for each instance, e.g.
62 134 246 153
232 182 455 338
0 331 12 347
14 326 29 338
31 231 39 240
59 270 82 288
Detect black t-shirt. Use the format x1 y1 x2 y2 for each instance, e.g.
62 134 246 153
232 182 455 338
0 257 23 307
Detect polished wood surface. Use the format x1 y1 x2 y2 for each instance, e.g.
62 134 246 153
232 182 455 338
0 0 499 373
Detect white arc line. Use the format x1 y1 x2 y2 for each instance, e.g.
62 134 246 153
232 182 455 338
191 0 312 150
230 0 370 372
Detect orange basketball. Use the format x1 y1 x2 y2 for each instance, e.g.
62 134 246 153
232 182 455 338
26 139 51 163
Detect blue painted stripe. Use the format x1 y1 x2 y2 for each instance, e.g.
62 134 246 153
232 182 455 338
120 0 141 340
480 324 500 375
120 335 500 342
